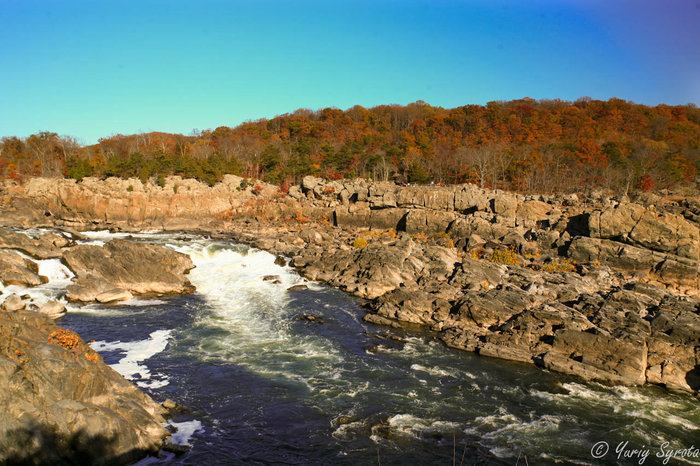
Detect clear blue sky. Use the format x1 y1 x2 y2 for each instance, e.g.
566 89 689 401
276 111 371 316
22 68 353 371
1 0 698 144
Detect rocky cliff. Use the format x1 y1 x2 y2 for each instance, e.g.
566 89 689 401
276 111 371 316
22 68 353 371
1 176 698 394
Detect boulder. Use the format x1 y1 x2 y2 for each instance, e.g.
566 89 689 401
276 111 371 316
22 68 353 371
36 300 66 319
454 184 490 212
516 200 551 223
545 329 647 385
567 236 699 289
453 288 534 328
589 204 700 260
62 239 195 302
0 250 47 287
0 309 167 464
0 228 64 259
96 288 134 303
403 210 455 234
491 192 518 217
1 293 27 312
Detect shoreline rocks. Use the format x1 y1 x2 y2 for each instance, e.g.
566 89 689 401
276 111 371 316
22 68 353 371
0 250 47 287
1 176 699 395
0 295 168 464
62 239 196 303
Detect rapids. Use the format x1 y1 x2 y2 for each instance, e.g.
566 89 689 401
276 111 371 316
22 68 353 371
2 231 698 465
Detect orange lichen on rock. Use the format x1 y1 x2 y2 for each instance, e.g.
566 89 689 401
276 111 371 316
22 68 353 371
47 328 80 351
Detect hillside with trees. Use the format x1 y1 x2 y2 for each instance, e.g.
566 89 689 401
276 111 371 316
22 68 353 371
1 98 698 194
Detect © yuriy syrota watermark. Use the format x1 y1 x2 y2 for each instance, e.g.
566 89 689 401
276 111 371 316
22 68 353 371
590 440 700 464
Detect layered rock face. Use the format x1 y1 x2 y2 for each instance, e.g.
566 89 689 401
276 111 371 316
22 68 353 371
294 177 699 295
2 175 279 230
1 176 699 393
0 295 168 464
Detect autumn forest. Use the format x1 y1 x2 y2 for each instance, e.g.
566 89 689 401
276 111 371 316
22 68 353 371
1 98 698 195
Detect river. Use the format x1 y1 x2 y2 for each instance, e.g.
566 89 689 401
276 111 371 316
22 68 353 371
2 231 698 465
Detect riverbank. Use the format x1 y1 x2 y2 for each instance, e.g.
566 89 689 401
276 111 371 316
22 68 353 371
1 175 698 395
0 229 199 464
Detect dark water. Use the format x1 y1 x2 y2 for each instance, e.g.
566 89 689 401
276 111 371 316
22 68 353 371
32 233 700 465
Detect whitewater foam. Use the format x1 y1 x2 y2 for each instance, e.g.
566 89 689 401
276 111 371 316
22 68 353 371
91 329 172 388
168 419 203 446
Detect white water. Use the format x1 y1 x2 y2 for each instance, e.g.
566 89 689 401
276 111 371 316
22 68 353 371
167 419 203 446
171 241 351 392
91 330 172 388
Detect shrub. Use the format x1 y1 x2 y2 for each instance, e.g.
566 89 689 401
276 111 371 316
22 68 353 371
240 178 250 190
127 185 134 192
411 232 429 243
541 258 577 273
489 247 520 266
64 156 94 181
353 237 368 249
407 162 430 184
253 184 263 195
295 210 310 224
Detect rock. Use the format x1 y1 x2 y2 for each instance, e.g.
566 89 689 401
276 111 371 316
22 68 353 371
62 239 195 302
287 284 308 291
4 176 700 395
274 256 287 266
1 293 26 312
162 398 178 410
567 236 699 289
589 204 700 260
0 250 47 287
491 192 518 217
301 176 323 192
454 184 490 212
0 309 167 464
545 329 647 385
36 300 66 319
262 275 281 282
370 288 439 325
453 288 534 328
404 209 455 234
96 288 134 303
66 276 114 302
0 227 64 259
516 200 551 223
297 313 324 323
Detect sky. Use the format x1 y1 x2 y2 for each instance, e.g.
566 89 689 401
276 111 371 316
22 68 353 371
1 0 698 144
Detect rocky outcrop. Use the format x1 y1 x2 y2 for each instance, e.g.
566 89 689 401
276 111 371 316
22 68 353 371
62 239 195 302
225 219 700 394
588 203 700 260
0 250 47 287
568 236 699 291
0 227 68 259
0 295 168 464
2 176 699 394
10 175 281 230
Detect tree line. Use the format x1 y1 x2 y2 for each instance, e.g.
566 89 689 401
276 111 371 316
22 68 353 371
1 98 698 194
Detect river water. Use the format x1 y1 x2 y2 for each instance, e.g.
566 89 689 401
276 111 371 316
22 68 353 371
1 231 698 465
